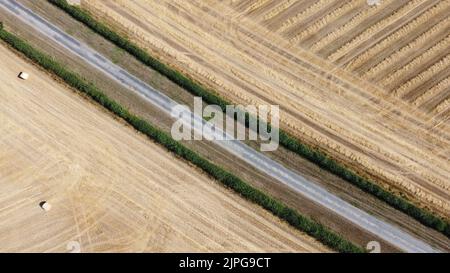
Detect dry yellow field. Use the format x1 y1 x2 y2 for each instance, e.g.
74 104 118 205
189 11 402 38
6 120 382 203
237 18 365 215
0 44 328 253
82 0 450 217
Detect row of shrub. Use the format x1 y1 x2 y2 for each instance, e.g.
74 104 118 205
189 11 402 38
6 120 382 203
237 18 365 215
47 0 450 237
0 26 364 252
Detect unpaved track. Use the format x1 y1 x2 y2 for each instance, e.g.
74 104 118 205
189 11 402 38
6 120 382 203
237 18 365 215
81 0 450 217
0 0 442 253
0 43 329 252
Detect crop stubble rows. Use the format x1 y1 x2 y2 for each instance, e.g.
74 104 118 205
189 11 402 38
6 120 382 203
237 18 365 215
81 0 450 218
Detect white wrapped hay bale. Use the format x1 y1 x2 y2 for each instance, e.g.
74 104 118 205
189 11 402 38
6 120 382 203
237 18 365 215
18 72 29 80
40 201 52 212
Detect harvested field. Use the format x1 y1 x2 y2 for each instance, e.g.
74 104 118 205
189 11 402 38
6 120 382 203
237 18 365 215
82 0 450 218
0 44 328 252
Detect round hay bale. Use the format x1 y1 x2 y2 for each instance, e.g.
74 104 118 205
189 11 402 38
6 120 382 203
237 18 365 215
39 201 52 212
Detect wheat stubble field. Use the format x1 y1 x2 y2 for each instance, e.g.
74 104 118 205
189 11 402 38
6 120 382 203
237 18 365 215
82 0 450 218
0 44 328 252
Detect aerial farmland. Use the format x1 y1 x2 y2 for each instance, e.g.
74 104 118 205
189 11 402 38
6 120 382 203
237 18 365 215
0 0 448 256
82 0 450 218
0 43 329 252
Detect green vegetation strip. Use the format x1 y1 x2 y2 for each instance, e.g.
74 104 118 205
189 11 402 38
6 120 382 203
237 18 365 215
0 25 364 253
47 0 450 237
